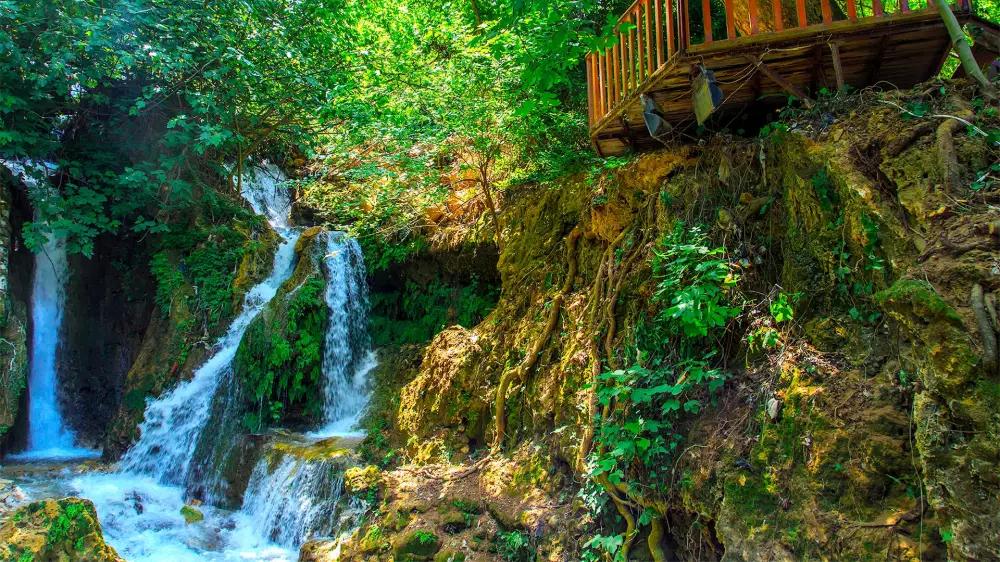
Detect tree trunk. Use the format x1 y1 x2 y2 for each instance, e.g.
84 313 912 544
937 0 997 99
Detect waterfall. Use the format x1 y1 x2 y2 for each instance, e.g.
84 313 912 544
310 232 376 437
69 164 304 561
241 453 347 547
120 165 297 483
4 160 96 460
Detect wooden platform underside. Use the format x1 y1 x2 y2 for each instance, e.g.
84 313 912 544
592 11 985 156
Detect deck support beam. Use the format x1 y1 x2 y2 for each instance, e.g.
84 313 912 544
748 56 815 108
829 42 845 90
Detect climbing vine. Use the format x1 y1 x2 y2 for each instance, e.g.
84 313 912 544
583 221 741 562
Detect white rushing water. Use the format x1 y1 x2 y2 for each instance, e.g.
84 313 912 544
4 160 97 461
309 232 376 438
6 162 375 559
70 164 301 561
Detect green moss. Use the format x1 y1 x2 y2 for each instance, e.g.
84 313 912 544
875 279 962 324
180 505 204 524
234 274 328 429
393 529 440 560
370 278 498 346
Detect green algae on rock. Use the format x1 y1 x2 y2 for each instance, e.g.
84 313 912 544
0 498 123 562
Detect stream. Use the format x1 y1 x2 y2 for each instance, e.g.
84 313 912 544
0 163 374 560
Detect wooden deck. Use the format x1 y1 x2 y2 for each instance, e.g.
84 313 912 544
587 0 991 155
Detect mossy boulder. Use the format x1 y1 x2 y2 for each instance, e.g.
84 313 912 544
180 504 204 524
343 465 381 496
392 529 440 560
0 498 123 561
234 228 330 429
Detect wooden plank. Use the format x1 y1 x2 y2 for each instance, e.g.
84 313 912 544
821 0 833 23
773 0 785 31
750 56 815 106
750 0 760 35
703 0 714 43
655 0 664 66
797 0 808 26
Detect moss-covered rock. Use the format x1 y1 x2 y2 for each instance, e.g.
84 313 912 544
0 498 123 561
233 227 329 430
392 529 440 560
180 504 204 524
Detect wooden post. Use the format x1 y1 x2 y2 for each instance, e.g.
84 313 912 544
724 0 736 38
846 0 857 20
655 0 664 66
829 42 845 89
628 22 636 90
683 0 692 49
900 0 910 13
750 0 760 34
666 0 676 55
821 0 833 23
703 0 713 42
773 0 784 31
645 0 654 75
873 0 884 16
797 0 808 26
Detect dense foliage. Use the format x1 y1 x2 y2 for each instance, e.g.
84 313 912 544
585 223 742 561
235 276 329 430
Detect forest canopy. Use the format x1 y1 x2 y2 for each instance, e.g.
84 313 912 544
0 0 632 255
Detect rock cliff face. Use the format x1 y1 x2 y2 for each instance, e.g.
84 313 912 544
346 84 1000 561
0 172 30 449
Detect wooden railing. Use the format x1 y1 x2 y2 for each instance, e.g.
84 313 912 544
586 0 974 128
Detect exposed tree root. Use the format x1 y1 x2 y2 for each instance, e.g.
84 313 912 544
883 122 935 159
492 227 581 449
648 517 669 562
937 117 964 192
972 283 997 375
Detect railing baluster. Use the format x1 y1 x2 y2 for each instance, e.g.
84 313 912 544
666 0 676 56
927 0 935 8
683 0 692 48
724 0 736 38
772 0 784 31
598 52 607 120
797 0 808 26
586 55 594 126
645 0 654 76
702 0 713 42
873 0 884 16
750 0 760 34
846 0 857 19
821 0 833 22
655 0 664 66
900 0 910 12
635 8 645 83
608 43 621 108
629 21 637 90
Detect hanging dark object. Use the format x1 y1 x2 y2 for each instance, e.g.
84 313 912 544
692 65 724 125
641 94 672 142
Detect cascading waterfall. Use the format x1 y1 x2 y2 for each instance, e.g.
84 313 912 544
69 164 304 561
119 165 298 484
237 231 377 549
4 160 96 460
313 231 376 437
242 454 346 546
